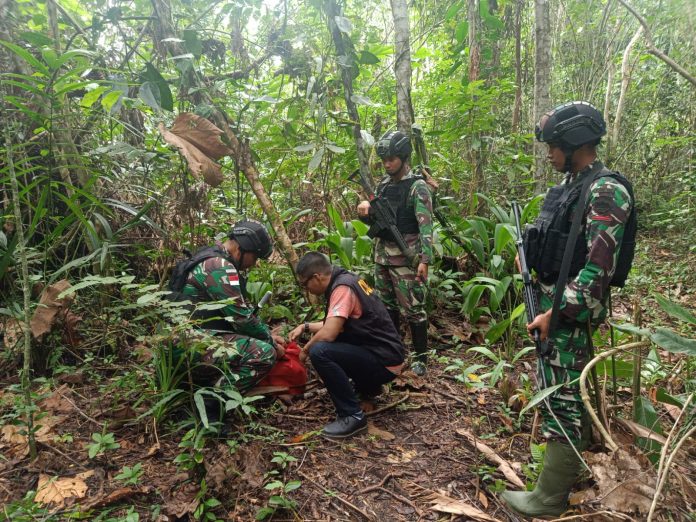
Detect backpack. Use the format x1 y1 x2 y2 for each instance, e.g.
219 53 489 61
167 245 230 300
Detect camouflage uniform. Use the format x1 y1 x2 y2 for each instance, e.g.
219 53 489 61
372 171 434 323
177 243 276 393
536 161 633 444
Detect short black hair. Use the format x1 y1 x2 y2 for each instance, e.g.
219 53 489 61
296 252 332 278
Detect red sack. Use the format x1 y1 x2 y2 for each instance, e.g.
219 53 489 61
258 341 307 395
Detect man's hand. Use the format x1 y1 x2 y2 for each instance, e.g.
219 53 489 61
528 309 552 341
357 200 371 218
416 263 429 282
272 334 287 359
288 324 305 342
299 346 309 364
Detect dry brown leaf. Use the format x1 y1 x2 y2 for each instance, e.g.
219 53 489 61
165 482 200 518
41 384 74 414
367 423 396 441
614 417 668 445
478 491 489 509
159 113 233 187
586 447 655 515
35 470 94 508
1 424 26 445
82 486 152 509
386 448 418 464
30 280 73 339
401 480 500 522
456 428 525 489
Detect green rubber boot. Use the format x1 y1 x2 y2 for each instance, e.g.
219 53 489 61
500 441 583 518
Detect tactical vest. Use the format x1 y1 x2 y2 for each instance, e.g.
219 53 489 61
523 168 636 288
324 267 405 366
374 176 420 240
167 245 246 331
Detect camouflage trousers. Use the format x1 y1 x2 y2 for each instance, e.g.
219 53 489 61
374 263 428 323
177 331 276 394
539 323 592 445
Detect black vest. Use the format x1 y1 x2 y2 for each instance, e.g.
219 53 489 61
523 167 636 287
323 267 405 366
374 175 420 239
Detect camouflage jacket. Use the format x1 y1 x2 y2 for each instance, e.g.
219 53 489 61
180 242 272 341
368 170 434 267
538 161 634 325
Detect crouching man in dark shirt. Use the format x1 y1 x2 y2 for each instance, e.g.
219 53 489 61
288 252 406 439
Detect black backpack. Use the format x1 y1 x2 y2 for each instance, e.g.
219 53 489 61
167 245 230 300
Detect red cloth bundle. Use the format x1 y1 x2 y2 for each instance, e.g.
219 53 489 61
258 341 307 395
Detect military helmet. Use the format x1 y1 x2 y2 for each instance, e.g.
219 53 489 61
230 219 273 259
376 130 412 160
535 101 606 150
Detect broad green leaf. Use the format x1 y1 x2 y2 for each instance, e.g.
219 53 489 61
650 328 696 355
293 144 315 153
139 81 161 111
80 86 108 108
359 50 380 64
654 388 684 408
609 321 651 338
596 358 634 380
350 94 373 106
20 32 54 47
143 63 173 111
455 21 469 43
633 396 663 463
334 16 353 34
520 380 575 416
101 90 123 114
308 146 325 172
468 345 500 363
485 318 511 344
325 143 345 154
0 40 49 74
360 130 375 146
653 293 696 324
183 29 203 57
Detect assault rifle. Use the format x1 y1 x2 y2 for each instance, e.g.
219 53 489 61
349 169 418 267
512 202 550 388
411 125 468 251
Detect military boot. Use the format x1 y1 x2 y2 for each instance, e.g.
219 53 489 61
500 440 583 518
409 321 428 376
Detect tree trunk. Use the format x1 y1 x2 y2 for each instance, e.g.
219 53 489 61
603 59 615 157
611 26 643 161
533 0 551 185
467 0 483 212
512 0 523 132
323 0 373 193
390 0 414 134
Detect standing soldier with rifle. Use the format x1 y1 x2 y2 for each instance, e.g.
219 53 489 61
357 130 434 376
501 102 636 518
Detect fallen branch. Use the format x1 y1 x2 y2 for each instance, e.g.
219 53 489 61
580 341 650 452
376 486 421 516
400 480 501 522
297 470 372 520
366 392 410 417
455 429 525 489
357 472 398 495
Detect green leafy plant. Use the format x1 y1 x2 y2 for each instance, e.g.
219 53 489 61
88 430 120 459
115 462 144 486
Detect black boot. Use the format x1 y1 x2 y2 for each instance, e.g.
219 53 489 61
387 308 401 333
409 321 428 376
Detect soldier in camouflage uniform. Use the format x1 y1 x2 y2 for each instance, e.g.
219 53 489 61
501 102 636 518
173 219 284 394
357 130 434 376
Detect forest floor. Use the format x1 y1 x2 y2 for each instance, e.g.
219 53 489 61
1 233 694 521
